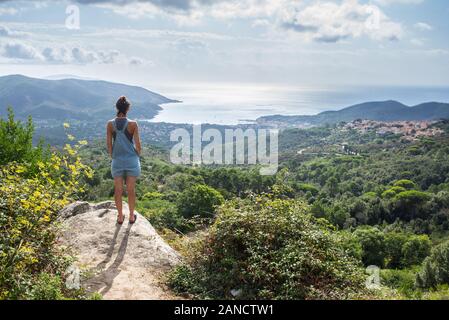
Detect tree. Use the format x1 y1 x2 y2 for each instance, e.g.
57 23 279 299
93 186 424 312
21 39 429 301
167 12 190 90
325 176 339 196
330 207 350 228
177 184 224 218
401 235 431 267
163 172 205 192
416 240 449 289
0 107 49 169
385 232 408 269
393 190 431 220
393 179 418 190
353 227 386 267
393 180 418 190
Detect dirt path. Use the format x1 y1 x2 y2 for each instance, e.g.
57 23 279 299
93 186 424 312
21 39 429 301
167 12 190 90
58 201 183 300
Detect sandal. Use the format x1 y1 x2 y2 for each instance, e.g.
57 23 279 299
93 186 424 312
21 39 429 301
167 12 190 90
129 214 137 224
117 215 124 225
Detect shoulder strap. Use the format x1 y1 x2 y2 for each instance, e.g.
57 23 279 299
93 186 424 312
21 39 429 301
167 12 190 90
120 118 129 133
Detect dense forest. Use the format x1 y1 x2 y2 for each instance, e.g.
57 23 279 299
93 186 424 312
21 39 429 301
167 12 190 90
1 107 449 299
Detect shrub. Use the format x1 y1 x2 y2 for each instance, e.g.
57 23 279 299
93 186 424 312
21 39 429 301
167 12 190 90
177 184 224 219
166 264 203 296
401 235 431 267
163 173 205 192
385 232 408 269
296 183 319 196
381 268 419 298
140 198 192 232
29 273 65 300
142 191 164 201
353 226 386 267
0 107 50 173
416 240 449 289
168 195 367 299
0 118 93 299
337 231 363 261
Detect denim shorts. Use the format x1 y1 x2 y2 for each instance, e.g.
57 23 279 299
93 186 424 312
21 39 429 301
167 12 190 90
111 157 141 178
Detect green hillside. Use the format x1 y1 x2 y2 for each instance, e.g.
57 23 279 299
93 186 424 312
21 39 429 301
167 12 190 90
0 75 176 120
258 100 449 127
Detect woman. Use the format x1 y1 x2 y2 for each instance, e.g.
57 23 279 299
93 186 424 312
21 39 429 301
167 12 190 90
107 96 142 225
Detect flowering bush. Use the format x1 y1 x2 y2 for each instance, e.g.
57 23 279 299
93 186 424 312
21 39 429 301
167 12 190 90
0 113 92 299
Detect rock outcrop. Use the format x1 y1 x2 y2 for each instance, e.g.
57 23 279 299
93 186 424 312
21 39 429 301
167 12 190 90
58 201 182 300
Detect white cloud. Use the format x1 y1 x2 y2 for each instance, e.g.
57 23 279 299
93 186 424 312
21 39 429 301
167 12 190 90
1 42 43 60
0 7 17 15
410 38 425 46
92 0 403 43
0 25 30 38
414 22 433 31
373 0 424 6
0 40 147 65
279 0 403 43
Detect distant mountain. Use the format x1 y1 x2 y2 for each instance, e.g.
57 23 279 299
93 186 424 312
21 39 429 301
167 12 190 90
0 74 177 121
43 74 98 81
257 100 449 127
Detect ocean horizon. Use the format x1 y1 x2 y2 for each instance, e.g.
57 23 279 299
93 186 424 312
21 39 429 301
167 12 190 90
148 84 449 125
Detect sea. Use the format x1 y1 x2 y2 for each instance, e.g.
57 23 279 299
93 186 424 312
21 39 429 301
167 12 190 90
147 83 449 125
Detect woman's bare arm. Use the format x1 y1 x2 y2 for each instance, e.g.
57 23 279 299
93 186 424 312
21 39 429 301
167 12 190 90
106 121 113 157
133 122 142 156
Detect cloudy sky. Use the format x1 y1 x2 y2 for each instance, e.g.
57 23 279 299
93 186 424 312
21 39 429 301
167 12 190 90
0 0 448 89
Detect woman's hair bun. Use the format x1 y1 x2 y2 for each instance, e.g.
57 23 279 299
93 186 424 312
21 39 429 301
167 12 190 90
116 95 131 116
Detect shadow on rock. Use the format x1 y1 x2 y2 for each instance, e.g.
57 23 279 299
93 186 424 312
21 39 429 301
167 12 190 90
84 223 133 296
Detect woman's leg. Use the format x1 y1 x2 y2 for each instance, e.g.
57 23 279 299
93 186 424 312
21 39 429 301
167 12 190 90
114 176 124 222
126 176 137 221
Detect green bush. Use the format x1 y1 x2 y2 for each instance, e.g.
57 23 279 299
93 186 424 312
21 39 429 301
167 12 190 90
0 113 93 299
177 184 224 219
140 198 192 232
169 195 367 299
29 273 65 300
353 226 386 267
402 235 431 267
142 191 164 201
0 107 50 171
296 183 319 196
337 231 363 261
385 232 408 269
163 173 205 192
381 268 419 298
416 240 449 289
166 264 203 296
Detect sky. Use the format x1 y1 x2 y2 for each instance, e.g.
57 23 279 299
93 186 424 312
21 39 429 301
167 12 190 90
0 0 448 89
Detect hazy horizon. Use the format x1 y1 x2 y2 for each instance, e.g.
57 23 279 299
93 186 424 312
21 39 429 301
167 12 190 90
2 72 449 125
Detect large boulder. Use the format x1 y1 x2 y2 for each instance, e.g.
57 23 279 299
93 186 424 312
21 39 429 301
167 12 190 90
58 201 181 300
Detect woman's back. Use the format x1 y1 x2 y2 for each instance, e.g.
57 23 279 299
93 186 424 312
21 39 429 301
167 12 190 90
110 118 139 160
